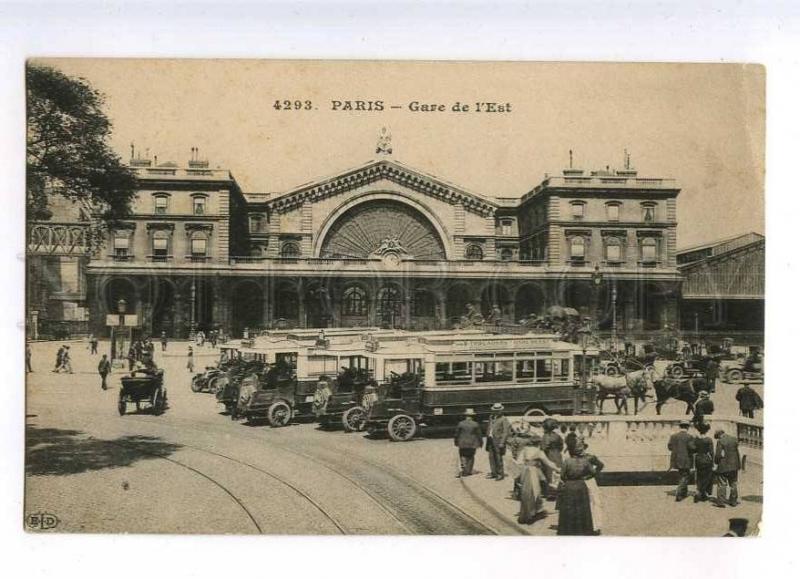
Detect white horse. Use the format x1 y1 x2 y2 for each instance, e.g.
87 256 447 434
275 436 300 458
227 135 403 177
591 368 655 415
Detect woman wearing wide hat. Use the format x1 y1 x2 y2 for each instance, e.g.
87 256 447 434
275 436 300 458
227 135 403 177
557 440 604 535
508 432 560 524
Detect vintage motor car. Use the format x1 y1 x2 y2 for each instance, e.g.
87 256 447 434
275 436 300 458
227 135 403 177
232 358 318 425
722 351 764 383
365 333 593 441
118 368 167 416
215 358 267 415
316 355 380 432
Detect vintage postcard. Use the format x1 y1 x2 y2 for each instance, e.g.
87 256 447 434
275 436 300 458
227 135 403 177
24 59 764 536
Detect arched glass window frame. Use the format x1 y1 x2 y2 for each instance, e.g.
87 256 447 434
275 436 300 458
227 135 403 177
280 241 301 258
465 243 484 261
342 286 368 316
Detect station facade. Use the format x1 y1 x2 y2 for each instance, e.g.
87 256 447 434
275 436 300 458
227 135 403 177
71 150 683 340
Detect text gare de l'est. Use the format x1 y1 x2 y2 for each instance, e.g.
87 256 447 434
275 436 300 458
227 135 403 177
332 100 512 113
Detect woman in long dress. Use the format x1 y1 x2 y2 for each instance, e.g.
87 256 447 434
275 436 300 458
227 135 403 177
557 440 604 535
541 418 564 494
507 433 561 524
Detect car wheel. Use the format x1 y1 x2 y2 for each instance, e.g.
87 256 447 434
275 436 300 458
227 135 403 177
190 376 203 393
117 397 126 416
342 406 367 432
523 407 547 417
727 368 743 384
267 401 292 427
669 365 684 379
387 414 417 442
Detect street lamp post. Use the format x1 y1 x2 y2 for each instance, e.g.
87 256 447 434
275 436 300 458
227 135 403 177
591 265 603 332
611 281 618 352
576 324 592 414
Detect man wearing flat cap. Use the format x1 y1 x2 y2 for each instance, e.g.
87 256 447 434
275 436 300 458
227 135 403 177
668 420 694 501
454 409 483 477
693 390 715 426
486 403 513 481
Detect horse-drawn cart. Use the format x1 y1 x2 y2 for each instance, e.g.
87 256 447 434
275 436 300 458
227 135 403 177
118 370 167 416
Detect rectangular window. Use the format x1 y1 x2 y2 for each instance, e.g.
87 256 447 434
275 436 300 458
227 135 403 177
607 204 620 221
153 237 168 258
435 361 473 385
642 205 655 222
249 215 263 233
191 237 207 255
535 359 552 383
515 360 535 383
113 235 129 257
571 203 585 219
500 220 512 235
606 241 621 262
154 196 168 215
642 239 658 262
193 197 206 215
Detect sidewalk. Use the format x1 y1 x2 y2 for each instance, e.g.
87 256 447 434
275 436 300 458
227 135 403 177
460 461 763 536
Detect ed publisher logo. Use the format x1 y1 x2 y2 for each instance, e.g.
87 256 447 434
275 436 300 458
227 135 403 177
26 512 59 531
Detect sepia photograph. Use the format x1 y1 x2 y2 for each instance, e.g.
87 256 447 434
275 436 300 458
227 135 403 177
24 59 765 537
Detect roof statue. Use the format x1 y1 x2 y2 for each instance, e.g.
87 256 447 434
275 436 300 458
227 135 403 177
376 127 392 155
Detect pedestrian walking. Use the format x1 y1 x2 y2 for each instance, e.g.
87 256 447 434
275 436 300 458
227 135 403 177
26 343 33 373
98 354 112 390
714 428 741 508
61 346 73 374
210 330 217 348
485 403 512 481
454 409 483 477
693 391 715 425
735 383 763 419
704 357 719 393
89 334 98 355
556 441 604 535
127 345 136 372
53 345 65 372
691 421 714 503
187 345 194 373
668 419 693 502
160 331 168 352
507 432 560 524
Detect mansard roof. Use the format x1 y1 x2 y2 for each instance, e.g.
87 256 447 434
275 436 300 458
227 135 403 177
265 159 498 217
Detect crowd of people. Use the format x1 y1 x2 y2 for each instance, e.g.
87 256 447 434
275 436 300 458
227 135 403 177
454 407 605 535
668 419 743 508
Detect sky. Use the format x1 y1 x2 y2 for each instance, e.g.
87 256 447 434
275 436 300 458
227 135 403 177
34 59 765 249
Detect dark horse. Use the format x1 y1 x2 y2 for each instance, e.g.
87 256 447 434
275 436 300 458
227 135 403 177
652 377 706 415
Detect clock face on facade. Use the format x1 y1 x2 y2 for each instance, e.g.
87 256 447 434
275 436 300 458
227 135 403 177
319 200 446 260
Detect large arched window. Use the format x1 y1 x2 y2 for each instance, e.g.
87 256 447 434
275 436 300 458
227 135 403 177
376 285 403 327
342 286 368 316
465 244 484 261
605 237 623 262
569 236 586 260
280 241 301 258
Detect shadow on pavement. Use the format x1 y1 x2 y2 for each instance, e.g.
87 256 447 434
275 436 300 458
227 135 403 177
26 425 182 477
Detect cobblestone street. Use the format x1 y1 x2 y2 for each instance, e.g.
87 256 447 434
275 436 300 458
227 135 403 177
25 340 762 536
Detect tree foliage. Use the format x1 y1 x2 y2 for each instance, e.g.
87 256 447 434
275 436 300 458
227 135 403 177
27 64 136 226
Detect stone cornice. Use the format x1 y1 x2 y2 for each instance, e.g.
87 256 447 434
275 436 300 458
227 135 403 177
146 222 175 232
266 160 497 217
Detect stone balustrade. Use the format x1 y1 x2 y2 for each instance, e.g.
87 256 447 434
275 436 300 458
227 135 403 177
516 414 763 471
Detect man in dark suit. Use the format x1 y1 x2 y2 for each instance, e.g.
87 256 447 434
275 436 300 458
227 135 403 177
714 429 741 507
486 403 513 481
735 384 763 419
668 420 694 501
454 409 483 477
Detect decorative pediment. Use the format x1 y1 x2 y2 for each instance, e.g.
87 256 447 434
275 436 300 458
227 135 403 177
184 223 214 232
636 229 663 238
267 159 497 217
601 229 628 238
